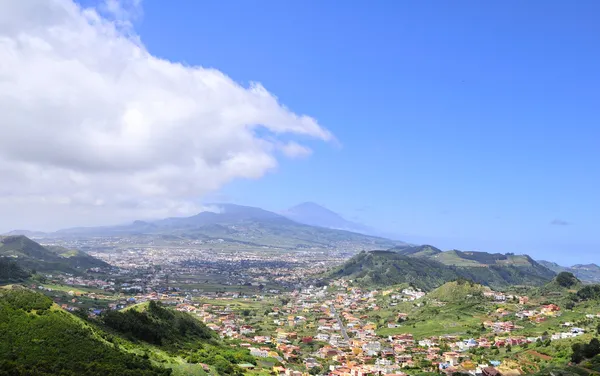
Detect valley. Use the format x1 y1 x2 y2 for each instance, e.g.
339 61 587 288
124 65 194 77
2 206 599 376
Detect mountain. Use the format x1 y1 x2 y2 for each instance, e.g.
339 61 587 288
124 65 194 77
328 247 556 289
281 202 373 233
48 203 402 251
389 246 556 284
0 235 109 274
538 260 567 273
571 264 600 283
538 260 600 283
327 250 463 290
2 229 48 238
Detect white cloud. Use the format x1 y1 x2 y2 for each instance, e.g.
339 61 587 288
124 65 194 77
279 142 313 158
0 0 332 231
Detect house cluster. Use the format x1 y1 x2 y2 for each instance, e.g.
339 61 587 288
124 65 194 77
483 290 528 304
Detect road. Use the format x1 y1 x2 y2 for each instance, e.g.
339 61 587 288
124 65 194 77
330 304 350 343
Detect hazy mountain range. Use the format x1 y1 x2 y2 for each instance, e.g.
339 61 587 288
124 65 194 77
6 203 401 252
4 203 599 282
280 202 374 234
538 260 600 283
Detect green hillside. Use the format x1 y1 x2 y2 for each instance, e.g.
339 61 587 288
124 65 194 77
102 301 215 348
392 244 442 258
0 287 258 376
328 249 555 289
429 250 542 267
327 250 463 290
0 258 30 283
0 286 170 376
426 279 490 302
0 235 109 274
45 245 110 269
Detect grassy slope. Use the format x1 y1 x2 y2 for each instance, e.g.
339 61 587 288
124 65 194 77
0 235 108 274
330 250 555 290
377 281 489 338
328 250 462 290
0 286 170 376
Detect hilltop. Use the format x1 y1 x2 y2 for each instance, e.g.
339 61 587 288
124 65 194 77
426 279 491 302
101 300 216 348
329 247 556 289
29 203 402 251
0 235 109 274
328 251 459 289
392 244 442 258
327 250 464 290
281 202 373 234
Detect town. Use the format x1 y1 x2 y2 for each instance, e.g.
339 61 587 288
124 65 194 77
30 241 600 376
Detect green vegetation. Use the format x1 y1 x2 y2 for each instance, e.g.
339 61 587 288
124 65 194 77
0 287 170 376
571 338 600 363
0 258 30 283
0 287 258 375
426 279 488 301
377 281 488 338
575 284 600 301
328 250 462 290
329 250 555 290
392 244 442 258
102 301 215 347
0 235 108 275
101 301 253 374
555 272 580 288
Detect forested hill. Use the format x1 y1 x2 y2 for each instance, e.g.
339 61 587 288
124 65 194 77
327 250 556 289
0 287 257 375
327 251 463 290
0 286 170 376
0 258 30 283
0 235 109 274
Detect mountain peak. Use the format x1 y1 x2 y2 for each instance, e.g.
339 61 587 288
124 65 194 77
286 202 340 215
282 202 372 234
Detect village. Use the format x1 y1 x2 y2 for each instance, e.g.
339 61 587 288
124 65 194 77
36 265 600 376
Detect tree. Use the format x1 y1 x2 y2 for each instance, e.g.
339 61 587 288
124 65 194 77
583 338 600 359
572 343 584 363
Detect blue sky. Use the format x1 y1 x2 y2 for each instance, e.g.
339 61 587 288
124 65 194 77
86 1 598 263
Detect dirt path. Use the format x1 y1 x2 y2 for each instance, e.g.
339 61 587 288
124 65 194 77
526 350 553 361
